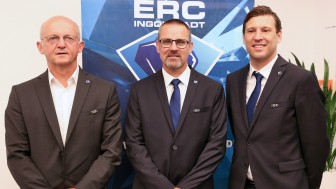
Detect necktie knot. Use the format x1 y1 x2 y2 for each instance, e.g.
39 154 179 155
171 79 181 87
253 72 263 83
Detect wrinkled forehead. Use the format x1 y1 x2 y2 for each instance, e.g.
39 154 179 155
40 17 80 38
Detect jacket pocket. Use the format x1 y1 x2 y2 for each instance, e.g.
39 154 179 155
278 159 306 173
191 106 211 113
80 108 105 116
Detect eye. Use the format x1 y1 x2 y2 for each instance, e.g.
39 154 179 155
162 39 172 45
176 39 187 46
47 36 59 43
262 28 271 32
246 29 255 33
63 36 75 43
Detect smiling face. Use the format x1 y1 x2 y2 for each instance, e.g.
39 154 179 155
156 22 193 77
243 15 282 70
37 16 84 73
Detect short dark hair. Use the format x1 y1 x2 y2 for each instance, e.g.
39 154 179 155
158 19 191 41
243 5 282 34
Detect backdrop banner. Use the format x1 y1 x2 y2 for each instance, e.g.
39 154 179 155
82 0 254 188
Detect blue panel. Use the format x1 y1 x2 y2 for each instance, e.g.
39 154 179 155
81 0 254 188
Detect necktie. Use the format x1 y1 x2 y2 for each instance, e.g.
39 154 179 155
246 72 263 125
170 79 181 131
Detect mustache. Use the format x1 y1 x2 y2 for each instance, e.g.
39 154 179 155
167 54 180 57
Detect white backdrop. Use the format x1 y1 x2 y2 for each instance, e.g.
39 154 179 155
0 1 82 187
0 0 335 188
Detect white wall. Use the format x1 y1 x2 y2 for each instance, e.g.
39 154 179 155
0 0 81 187
0 0 334 188
256 0 336 80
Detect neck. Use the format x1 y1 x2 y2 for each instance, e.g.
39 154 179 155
163 64 187 78
49 64 77 87
250 54 277 71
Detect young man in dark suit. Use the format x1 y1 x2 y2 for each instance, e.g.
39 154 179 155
125 19 227 189
5 16 123 189
226 6 329 189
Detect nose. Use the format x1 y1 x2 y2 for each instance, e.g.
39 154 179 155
254 30 263 40
57 37 66 47
170 41 179 50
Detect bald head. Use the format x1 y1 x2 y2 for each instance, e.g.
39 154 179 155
40 16 80 39
36 15 85 81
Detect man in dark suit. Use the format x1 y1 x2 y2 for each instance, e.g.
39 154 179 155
125 19 227 189
226 6 329 189
5 16 122 189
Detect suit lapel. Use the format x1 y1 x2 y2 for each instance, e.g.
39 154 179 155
35 70 64 149
249 56 286 128
175 69 198 135
237 65 250 129
66 69 91 144
154 71 175 134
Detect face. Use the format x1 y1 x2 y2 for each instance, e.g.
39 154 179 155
243 15 282 68
37 16 85 72
156 23 193 76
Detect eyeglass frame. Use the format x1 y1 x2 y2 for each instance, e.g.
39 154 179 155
158 38 191 49
42 35 80 44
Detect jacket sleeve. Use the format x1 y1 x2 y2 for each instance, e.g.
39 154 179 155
5 86 52 189
295 72 329 189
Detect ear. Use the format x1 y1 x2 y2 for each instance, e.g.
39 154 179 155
78 41 85 53
242 34 246 44
155 40 160 53
277 30 282 43
36 41 44 54
188 41 194 54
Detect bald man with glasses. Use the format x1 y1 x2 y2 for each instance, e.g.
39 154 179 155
5 16 123 189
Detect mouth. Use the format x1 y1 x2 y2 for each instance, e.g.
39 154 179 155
56 52 68 55
168 54 180 58
252 44 266 49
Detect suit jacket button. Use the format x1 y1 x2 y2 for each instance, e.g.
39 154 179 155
172 145 178 150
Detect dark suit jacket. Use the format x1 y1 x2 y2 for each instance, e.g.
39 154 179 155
125 68 227 189
5 68 123 189
226 55 329 189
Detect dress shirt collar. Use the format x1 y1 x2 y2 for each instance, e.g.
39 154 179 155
162 66 190 87
248 54 278 80
48 66 79 87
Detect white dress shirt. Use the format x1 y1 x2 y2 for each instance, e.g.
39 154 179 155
48 67 78 145
246 55 278 180
162 66 190 111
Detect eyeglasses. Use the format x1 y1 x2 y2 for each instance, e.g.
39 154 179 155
43 35 79 44
159 38 190 49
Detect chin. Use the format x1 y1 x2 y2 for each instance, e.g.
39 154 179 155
166 62 183 70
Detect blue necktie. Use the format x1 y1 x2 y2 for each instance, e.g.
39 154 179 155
170 79 181 131
246 72 263 125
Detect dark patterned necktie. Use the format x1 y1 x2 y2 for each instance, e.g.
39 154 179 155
246 72 263 126
170 79 181 131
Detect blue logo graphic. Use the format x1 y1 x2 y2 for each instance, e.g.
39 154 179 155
82 0 255 188
117 31 222 80
134 40 198 75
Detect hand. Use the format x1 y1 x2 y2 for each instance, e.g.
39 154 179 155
174 187 180 189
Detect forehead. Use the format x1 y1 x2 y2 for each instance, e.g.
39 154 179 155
245 15 276 29
42 19 78 36
160 23 189 39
